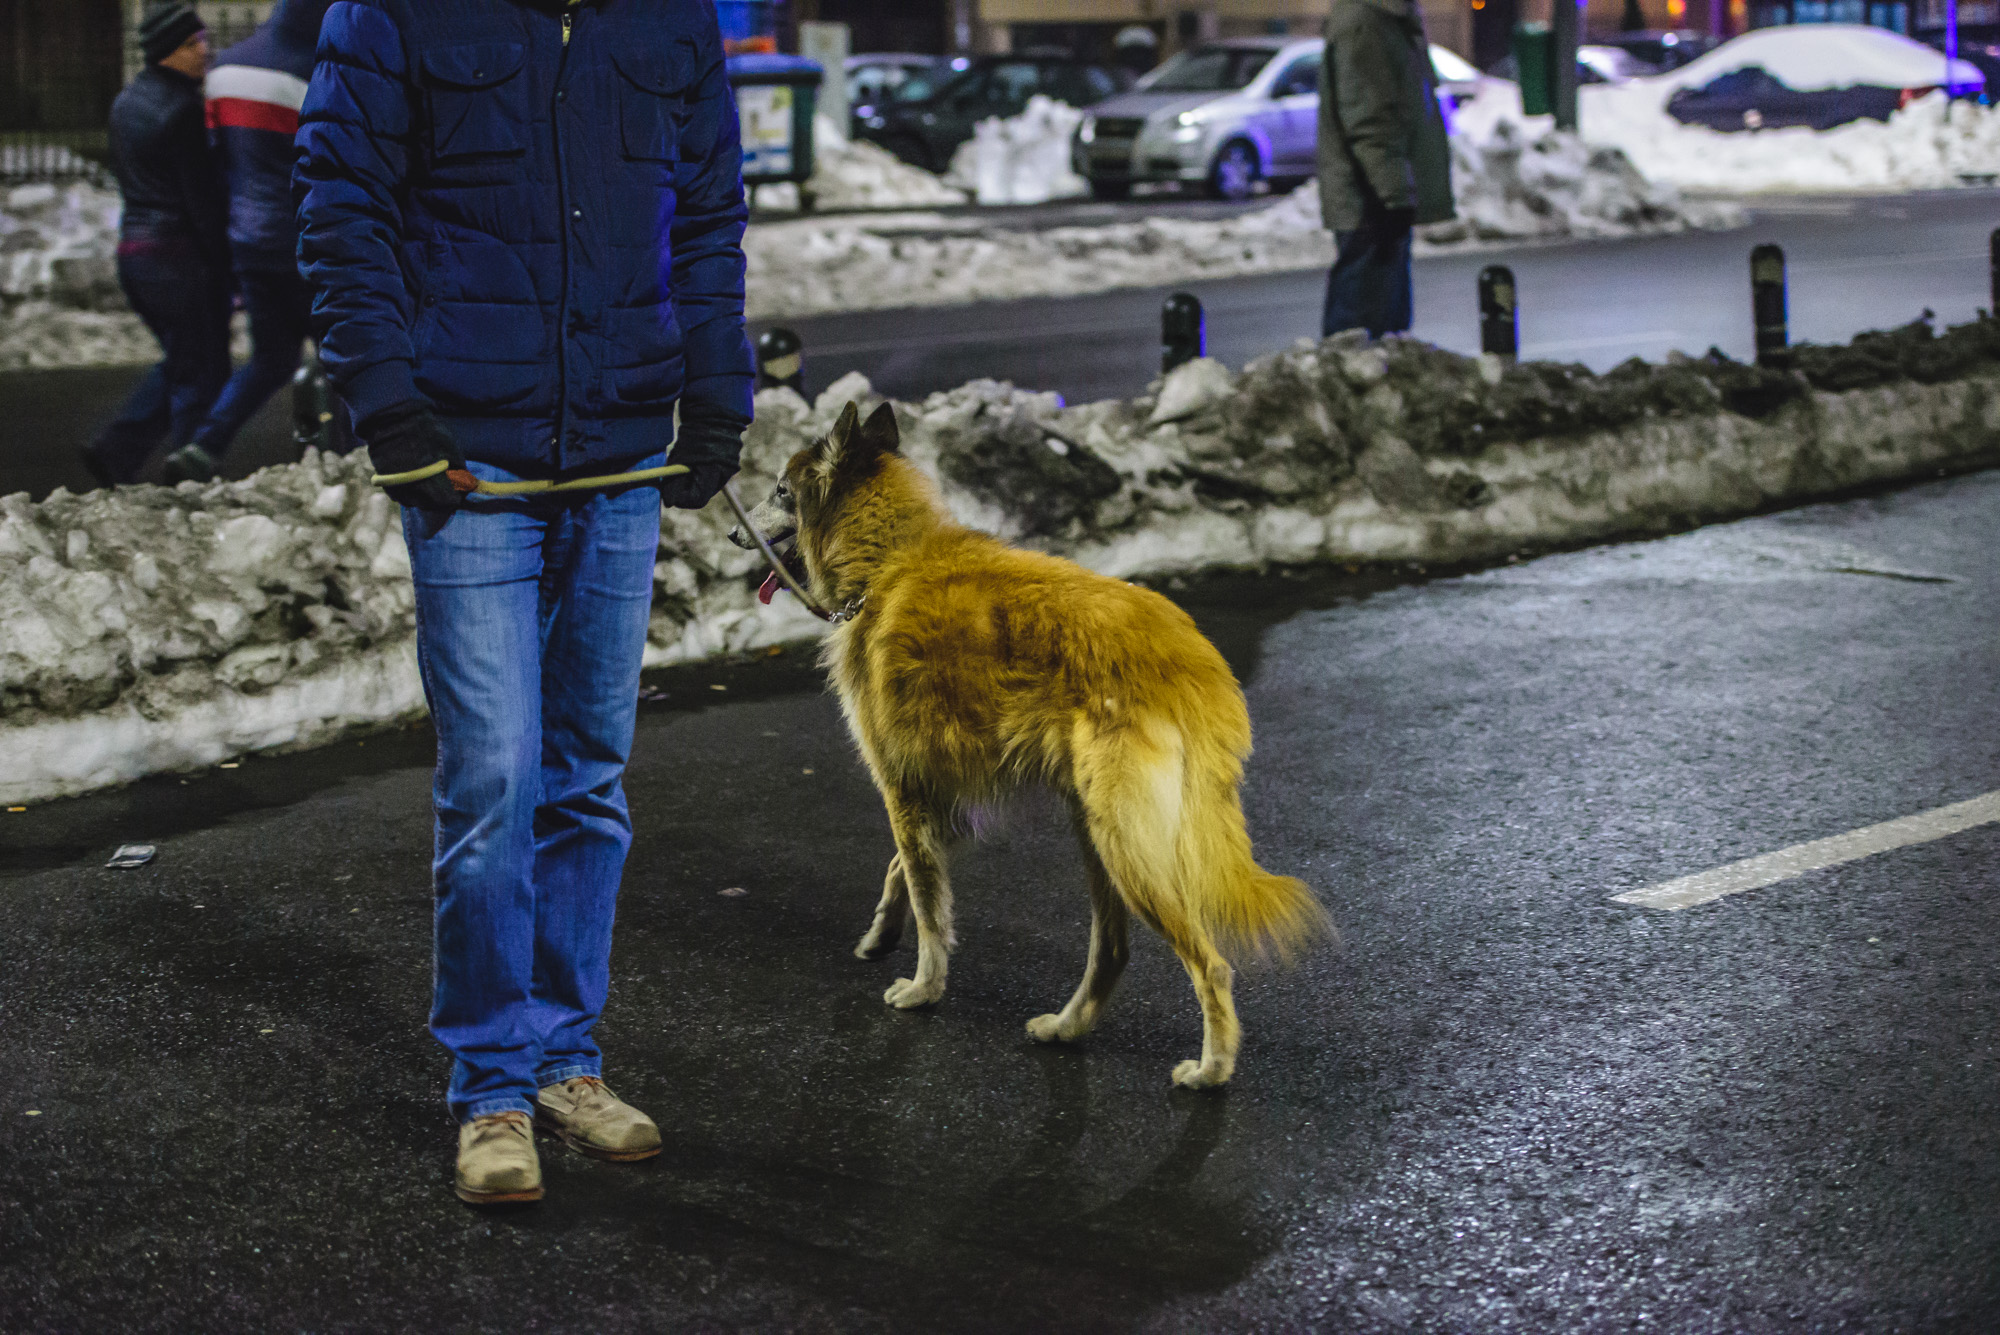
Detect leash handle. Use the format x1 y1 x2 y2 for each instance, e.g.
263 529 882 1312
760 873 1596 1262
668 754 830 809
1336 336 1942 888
720 480 835 622
369 462 691 497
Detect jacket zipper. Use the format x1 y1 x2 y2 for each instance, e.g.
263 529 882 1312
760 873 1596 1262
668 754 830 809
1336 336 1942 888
554 7 574 463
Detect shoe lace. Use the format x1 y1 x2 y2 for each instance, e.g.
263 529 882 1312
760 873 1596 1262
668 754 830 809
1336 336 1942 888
469 1111 531 1146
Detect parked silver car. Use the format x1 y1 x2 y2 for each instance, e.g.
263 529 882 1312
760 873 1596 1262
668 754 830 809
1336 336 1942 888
1074 37 1323 201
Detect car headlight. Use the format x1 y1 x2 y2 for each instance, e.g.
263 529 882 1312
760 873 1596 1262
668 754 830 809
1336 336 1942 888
1078 115 1096 145
1172 124 1203 143
1176 110 1204 127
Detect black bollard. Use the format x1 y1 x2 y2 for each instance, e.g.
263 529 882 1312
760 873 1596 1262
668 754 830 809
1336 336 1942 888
291 346 333 451
1990 227 1999 315
1162 292 1205 373
1478 265 1518 363
1751 243 1788 367
757 327 805 393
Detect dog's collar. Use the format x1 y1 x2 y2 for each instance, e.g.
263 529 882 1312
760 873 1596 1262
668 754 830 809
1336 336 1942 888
825 594 866 625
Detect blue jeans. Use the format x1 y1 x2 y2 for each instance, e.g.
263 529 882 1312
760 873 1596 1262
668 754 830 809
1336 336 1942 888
87 246 233 481
194 266 312 460
1323 210 1415 339
403 462 663 1123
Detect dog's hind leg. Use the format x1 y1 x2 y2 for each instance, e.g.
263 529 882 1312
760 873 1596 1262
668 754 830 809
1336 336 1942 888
881 795 954 1010
1164 925 1239 1089
855 853 911 960
1027 807 1131 1044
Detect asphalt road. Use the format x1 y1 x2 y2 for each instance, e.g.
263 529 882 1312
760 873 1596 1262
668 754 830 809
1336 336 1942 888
4 469 1997 1331
770 190 2000 409
6 190 1996 504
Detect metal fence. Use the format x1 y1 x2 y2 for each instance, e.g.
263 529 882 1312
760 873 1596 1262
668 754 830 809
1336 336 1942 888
0 131 113 187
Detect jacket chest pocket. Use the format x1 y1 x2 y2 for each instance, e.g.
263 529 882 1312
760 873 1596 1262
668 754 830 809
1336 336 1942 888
613 49 690 163
422 42 528 159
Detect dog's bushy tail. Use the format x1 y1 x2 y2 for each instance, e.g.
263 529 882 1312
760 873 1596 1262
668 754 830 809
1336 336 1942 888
1079 707 1333 964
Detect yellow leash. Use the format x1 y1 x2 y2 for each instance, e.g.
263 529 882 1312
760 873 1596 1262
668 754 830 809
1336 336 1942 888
369 459 689 497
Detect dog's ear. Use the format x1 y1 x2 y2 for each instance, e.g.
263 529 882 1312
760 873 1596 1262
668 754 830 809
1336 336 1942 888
823 401 862 459
857 401 901 454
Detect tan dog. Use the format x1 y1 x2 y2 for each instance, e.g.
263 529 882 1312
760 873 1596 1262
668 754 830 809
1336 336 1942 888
731 402 1329 1087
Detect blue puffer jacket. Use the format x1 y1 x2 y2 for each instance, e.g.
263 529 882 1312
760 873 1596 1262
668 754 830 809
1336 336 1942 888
294 0 754 475
207 0 332 273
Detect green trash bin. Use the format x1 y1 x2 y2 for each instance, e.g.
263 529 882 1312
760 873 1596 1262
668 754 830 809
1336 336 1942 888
1514 23 1552 117
728 54 823 207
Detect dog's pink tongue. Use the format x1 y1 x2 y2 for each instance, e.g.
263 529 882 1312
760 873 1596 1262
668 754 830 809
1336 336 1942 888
758 570 782 605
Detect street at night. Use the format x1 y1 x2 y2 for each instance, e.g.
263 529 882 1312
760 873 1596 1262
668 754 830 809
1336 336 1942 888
7 0 2000 1329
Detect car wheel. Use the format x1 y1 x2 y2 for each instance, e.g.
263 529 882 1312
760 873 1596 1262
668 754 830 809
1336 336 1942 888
1089 179 1132 201
1208 140 1260 201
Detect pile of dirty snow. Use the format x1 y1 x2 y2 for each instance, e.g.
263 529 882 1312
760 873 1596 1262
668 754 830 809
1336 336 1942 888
9 315 2000 804
746 134 1734 319
0 181 158 371
944 95 1091 206
1455 77 2000 193
1429 123 1743 242
752 116 968 212
0 131 1738 365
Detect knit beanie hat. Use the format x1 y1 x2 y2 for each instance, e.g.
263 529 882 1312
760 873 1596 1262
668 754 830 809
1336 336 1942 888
139 1 206 65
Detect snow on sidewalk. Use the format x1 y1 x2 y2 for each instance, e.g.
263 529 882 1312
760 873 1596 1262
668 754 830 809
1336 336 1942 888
745 132 1735 320
0 124 1739 366
8 316 1999 805
1456 78 2000 194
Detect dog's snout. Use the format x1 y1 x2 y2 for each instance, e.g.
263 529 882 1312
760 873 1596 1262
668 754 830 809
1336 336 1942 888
727 525 751 549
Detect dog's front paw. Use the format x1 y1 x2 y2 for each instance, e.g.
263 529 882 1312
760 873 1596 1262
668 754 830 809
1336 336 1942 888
1026 1013 1076 1043
883 976 944 1009
1172 1058 1231 1089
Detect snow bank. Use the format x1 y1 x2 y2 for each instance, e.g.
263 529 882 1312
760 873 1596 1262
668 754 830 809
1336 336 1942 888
944 95 1091 206
9 315 2000 805
1457 76 2000 193
753 116 968 212
745 135 1733 319
0 181 160 370
2 118 1736 366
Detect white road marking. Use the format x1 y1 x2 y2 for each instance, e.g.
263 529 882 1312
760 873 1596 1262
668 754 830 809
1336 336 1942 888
1610 790 2000 911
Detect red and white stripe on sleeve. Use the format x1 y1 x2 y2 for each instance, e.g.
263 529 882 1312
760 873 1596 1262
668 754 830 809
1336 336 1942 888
205 65 311 134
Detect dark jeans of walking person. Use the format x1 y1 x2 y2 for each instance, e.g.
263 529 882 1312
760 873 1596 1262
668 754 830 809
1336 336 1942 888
1322 205 1415 339
167 266 312 481
83 243 233 485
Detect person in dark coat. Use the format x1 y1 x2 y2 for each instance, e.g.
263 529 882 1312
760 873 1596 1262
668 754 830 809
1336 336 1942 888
295 0 754 1206
163 0 338 484
81 2 233 487
1316 0 1456 338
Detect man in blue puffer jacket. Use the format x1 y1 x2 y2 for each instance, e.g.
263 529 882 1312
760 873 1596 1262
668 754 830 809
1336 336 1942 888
163 0 336 483
295 0 754 1207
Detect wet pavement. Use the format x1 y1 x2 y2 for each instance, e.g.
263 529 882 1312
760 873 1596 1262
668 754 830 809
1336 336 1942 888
4 470 1998 1331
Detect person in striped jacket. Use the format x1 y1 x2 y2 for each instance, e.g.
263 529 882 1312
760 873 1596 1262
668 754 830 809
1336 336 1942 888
164 0 335 483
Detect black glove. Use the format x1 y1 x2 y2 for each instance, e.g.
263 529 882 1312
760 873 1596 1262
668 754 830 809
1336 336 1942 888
658 406 747 511
361 399 466 512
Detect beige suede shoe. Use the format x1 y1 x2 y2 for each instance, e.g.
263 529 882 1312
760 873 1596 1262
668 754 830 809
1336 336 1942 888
455 1111 543 1206
535 1076 662 1162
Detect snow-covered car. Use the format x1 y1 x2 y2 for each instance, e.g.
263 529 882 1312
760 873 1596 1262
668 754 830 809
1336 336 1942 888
1662 24 1983 132
1591 28 1720 72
